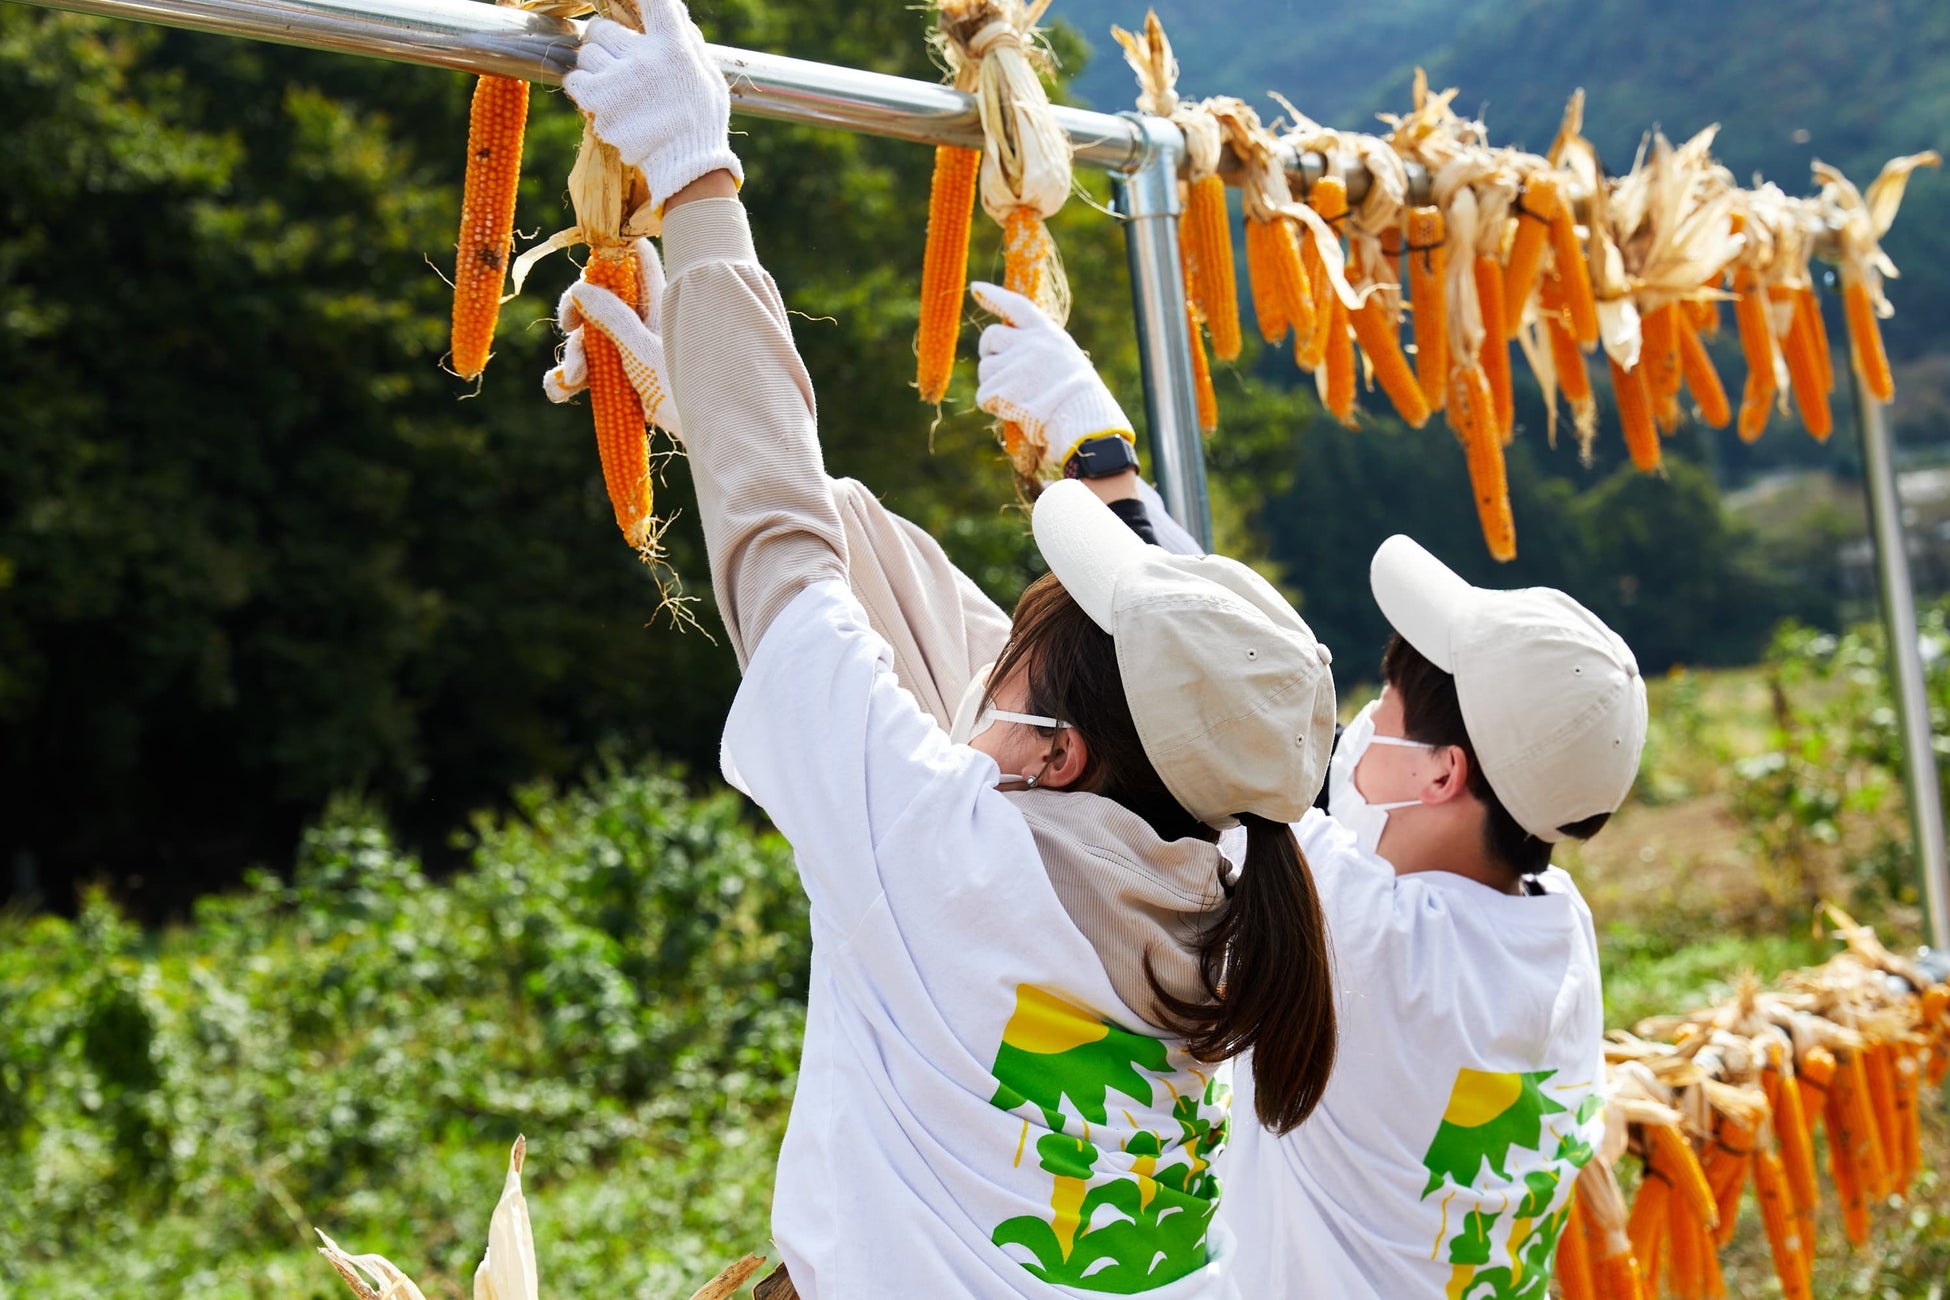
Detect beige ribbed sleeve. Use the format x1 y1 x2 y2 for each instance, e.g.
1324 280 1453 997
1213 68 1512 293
660 197 848 668
830 479 1011 729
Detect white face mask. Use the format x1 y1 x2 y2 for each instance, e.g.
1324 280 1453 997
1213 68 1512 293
1328 699 1434 856
948 662 1072 787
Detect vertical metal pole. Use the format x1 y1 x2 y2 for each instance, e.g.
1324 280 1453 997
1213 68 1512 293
1112 114 1213 551
1851 333 1950 949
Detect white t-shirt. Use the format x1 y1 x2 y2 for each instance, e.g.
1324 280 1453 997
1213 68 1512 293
1217 810 1605 1299
722 580 1241 1299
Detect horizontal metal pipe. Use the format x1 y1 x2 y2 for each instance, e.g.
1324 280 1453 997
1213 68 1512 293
26 0 1146 170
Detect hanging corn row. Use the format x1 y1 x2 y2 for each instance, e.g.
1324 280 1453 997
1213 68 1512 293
1567 907 1950 1300
1176 65 1935 562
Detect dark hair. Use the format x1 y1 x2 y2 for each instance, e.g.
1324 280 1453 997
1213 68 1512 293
1381 634 1611 877
987 574 1338 1133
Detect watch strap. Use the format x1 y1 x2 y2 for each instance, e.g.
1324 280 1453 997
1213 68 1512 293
1062 432 1140 480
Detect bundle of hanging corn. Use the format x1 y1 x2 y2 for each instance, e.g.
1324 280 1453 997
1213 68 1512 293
1562 908 1950 1300
1270 106 1424 435
1595 126 1745 473
1112 10 1231 433
934 0 1073 484
1812 152 1941 411
1207 99 1356 418
1381 70 1520 561
317 1137 779 1300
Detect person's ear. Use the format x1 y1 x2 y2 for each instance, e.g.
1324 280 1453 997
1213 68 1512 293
1419 744 1473 806
1034 729 1092 790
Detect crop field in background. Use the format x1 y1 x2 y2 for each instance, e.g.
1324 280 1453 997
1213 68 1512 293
6 625 1950 1298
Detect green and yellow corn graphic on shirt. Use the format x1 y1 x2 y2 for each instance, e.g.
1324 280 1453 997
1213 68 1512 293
986 984 1228 1294
1419 1068 1602 1300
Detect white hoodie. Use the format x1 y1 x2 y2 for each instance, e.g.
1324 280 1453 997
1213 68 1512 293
1217 810 1606 1298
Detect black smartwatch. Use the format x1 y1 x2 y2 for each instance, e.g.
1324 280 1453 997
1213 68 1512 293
1062 433 1139 480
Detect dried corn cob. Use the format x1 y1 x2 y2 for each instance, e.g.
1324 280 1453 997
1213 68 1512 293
1702 1115 1755 1248
1732 267 1777 443
1796 1047 1836 1156
1003 208 1055 314
1862 1044 1901 1194
1322 288 1356 428
1754 1147 1813 1300
450 74 531 381
1650 1124 1718 1233
1503 175 1561 339
1558 1193 1598 1300
1797 285 1833 393
1773 284 1833 440
1597 1251 1648 1300
1895 1043 1922 1192
1549 198 1601 350
916 144 981 404
1184 173 1241 361
1843 1048 1890 1199
1246 217 1288 345
1677 312 1731 429
1641 303 1684 433
1346 244 1429 428
1448 364 1515 561
1475 255 1514 442
1666 1187 1705 1299
1843 272 1895 403
1407 206 1448 411
1626 1167 1670 1283
1761 1053 1819 1274
1189 301 1218 433
1267 219 1319 370
582 248 653 549
1610 357 1661 473
1823 1063 1873 1246
1541 268 1596 425
1299 178 1347 371
1181 242 1219 434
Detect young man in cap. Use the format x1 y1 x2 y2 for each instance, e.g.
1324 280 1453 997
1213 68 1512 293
1217 535 1647 1298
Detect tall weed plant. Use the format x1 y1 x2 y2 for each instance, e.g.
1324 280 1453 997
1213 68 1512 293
1732 602 1950 929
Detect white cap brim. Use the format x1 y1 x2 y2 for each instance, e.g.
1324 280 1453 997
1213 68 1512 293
1369 534 1475 672
1032 479 1150 632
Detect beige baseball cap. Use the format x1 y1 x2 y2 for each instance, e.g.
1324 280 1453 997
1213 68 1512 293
1370 535 1648 842
1031 480 1337 827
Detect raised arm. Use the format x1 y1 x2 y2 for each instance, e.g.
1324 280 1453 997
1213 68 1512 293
559 12 845 668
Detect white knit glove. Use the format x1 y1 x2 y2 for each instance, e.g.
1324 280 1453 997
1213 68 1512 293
971 281 1134 478
544 237 682 439
563 8 743 213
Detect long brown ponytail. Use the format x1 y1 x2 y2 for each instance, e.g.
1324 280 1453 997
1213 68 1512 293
991 574 1338 1133
1152 814 1337 1134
